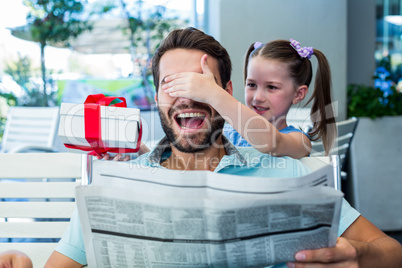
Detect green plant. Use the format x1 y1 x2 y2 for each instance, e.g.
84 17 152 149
4 53 58 106
347 84 402 119
118 0 187 103
23 0 93 106
0 93 17 142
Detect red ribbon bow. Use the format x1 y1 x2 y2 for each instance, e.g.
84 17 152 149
65 94 142 157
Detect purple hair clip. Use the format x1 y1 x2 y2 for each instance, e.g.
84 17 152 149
254 42 263 49
290 38 314 59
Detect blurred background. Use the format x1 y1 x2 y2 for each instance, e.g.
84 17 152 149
1 0 401 126
0 0 200 111
1 0 402 119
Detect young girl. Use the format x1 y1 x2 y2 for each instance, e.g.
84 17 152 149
161 38 336 158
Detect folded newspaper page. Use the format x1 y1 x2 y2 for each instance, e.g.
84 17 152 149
76 161 343 267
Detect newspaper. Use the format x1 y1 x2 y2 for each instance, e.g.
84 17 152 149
76 160 343 267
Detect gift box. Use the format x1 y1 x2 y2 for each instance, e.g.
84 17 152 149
58 94 142 156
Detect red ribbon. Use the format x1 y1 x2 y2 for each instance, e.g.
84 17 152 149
64 94 142 157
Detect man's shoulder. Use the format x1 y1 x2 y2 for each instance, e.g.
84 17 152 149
235 146 297 161
235 146 264 158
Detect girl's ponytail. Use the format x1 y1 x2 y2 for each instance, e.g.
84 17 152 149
306 49 336 155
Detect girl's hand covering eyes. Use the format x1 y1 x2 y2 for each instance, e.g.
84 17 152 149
161 54 223 104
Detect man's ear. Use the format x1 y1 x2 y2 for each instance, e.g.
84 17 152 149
154 93 158 106
292 85 308 104
225 81 233 96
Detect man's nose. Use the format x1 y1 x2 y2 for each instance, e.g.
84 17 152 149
175 97 193 106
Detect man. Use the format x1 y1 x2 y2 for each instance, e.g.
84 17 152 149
45 27 402 267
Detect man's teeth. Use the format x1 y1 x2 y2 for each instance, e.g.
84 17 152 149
177 112 205 118
255 107 267 111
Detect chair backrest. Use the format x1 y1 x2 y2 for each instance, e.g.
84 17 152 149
286 107 313 132
0 152 83 267
140 109 164 151
0 106 60 153
310 117 359 170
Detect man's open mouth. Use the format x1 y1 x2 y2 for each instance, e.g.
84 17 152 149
175 112 206 130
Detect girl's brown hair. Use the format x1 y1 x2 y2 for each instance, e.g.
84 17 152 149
244 40 336 155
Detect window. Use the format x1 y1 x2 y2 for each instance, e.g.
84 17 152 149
376 0 402 92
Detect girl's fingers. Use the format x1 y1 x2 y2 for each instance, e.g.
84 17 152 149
162 76 190 91
164 72 193 83
164 85 185 93
168 91 188 98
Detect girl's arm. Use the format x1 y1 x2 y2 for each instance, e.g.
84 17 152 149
211 89 311 158
163 54 311 158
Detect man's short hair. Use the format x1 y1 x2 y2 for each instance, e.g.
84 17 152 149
152 27 232 92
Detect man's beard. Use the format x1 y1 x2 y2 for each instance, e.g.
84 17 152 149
158 102 225 153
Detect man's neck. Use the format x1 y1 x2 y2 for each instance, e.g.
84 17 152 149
161 137 226 172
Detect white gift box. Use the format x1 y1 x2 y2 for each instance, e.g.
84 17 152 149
58 103 141 154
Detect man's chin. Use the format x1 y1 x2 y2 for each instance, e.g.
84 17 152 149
173 144 209 154
171 134 212 153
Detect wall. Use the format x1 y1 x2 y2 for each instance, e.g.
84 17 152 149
349 116 402 231
347 0 376 86
206 0 350 120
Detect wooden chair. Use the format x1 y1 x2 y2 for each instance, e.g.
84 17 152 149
0 106 60 153
286 109 356 188
0 152 84 267
286 109 359 170
310 117 359 181
286 107 313 132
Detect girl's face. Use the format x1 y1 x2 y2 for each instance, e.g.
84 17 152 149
245 56 303 129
